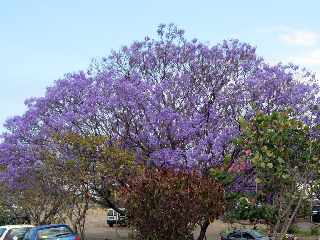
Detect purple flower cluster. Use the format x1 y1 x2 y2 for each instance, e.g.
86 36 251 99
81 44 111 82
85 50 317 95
1 25 319 189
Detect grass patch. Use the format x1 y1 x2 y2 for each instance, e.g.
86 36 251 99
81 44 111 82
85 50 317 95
288 225 320 236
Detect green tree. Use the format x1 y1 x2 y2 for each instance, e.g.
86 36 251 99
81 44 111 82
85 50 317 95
50 133 137 213
0 132 136 240
236 111 320 240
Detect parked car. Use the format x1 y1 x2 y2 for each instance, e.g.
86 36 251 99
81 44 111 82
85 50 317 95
312 205 320 222
106 208 127 227
23 224 79 240
0 225 33 240
221 229 269 240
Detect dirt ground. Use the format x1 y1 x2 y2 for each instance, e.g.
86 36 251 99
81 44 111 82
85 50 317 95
84 208 261 240
85 208 320 240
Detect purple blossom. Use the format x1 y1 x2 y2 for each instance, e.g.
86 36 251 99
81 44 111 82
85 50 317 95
1 24 319 191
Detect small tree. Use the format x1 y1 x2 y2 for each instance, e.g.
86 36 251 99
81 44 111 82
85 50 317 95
0 173 67 225
50 132 136 212
120 167 225 240
236 111 320 240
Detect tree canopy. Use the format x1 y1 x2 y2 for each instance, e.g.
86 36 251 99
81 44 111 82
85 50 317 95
1 24 319 188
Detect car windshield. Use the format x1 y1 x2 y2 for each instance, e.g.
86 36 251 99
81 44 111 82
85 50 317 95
313 206 320 211
107 210 114 216
249 230 265 238
0 228 6 237
5 228 31 240
37 226 73 240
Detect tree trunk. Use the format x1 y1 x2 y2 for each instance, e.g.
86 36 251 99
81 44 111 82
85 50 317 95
272 194 284 239
272 190 296 240
279 194 304 240
78 198 89 240
196 219 210 240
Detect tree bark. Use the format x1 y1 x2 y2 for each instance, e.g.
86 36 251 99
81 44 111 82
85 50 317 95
196 219 210 240
272 187 296 240
279 194 304 240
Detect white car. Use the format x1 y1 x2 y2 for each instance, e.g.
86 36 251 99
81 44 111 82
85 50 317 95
106 208 126 227
0 225 34 240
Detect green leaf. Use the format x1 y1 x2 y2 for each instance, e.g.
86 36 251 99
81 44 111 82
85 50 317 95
265 150 274 158
282 173 290 179
266 162 273 168
277 157 284 163
255 178 262 184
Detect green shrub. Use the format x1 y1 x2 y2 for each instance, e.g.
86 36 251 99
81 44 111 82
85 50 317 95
297 199 311 218
0 204 30 225
311 226 320 236
0 211 17 225
224 199 275 225
287 225 320 236
287 225 300 234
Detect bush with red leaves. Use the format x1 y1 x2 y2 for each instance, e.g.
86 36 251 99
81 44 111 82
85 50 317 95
120 168 225 240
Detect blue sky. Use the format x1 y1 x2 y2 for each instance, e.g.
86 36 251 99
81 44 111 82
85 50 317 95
1 0 320 131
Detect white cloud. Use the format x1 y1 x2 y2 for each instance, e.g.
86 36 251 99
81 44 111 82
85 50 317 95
258 27 320 76
293 49 320 66
279 30 319 47
259 27 320 47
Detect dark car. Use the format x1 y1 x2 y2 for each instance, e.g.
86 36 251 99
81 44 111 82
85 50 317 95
312 205 320 222
23 224 79 240
221 229 269 240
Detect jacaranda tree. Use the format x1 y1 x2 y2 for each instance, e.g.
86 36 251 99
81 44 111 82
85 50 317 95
0 24 319 238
